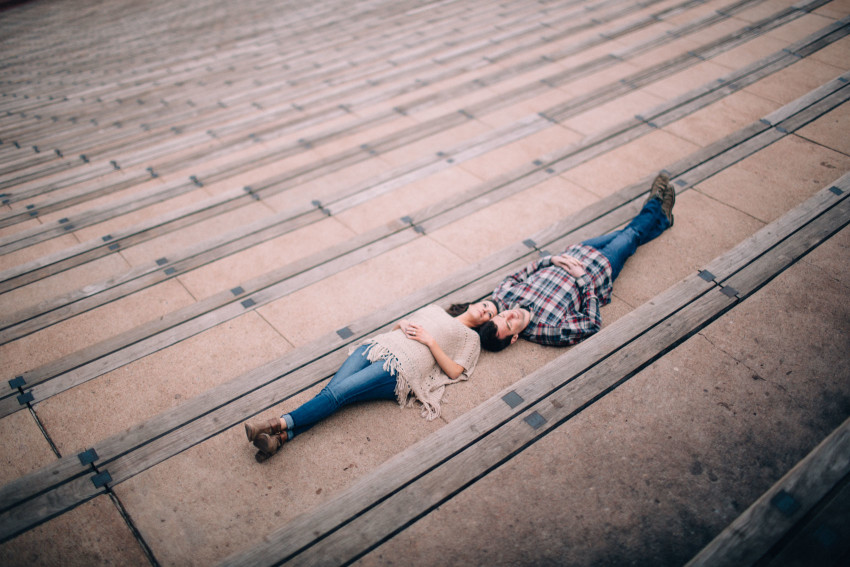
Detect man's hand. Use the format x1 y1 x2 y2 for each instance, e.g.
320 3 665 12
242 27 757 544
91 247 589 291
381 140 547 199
552 254 586 278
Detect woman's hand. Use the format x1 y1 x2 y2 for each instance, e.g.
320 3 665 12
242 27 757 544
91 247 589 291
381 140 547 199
406 323 464 380
552 254 586 278
404 322 434 347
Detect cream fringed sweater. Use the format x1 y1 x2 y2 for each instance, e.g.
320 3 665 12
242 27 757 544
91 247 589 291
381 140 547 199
361 305 481 421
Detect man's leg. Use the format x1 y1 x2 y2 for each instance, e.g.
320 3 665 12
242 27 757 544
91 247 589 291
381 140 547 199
580 231 619 252
583 180 673 280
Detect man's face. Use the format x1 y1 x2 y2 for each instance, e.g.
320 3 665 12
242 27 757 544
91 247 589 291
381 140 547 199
491 308 531 343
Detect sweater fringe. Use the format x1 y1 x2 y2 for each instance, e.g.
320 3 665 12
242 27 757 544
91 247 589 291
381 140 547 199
360 340 441 421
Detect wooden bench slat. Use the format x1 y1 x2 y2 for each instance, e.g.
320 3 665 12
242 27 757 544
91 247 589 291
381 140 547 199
0 473 102 544
761 474 850 566
686 417 850 566
217 183 850 567
0 0 811 244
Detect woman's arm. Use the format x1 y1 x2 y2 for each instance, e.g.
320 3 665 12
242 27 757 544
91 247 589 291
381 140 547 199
403 322 465 380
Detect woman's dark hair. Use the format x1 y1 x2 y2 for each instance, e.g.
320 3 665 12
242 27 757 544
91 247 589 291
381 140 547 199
446 302 471 317
478 321 514 352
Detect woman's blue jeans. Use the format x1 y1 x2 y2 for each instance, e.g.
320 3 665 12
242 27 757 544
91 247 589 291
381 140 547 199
581 197 671 281
281 344 397 439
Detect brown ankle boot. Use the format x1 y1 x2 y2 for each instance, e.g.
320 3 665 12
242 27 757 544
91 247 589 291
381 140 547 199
643 172 669 206
244 417 283 442
253 432 285 457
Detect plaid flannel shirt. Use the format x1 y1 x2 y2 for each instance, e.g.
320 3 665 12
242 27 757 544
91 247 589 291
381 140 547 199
491 244 613 346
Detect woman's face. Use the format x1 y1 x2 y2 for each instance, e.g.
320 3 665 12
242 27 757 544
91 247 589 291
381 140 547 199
465 301 498 326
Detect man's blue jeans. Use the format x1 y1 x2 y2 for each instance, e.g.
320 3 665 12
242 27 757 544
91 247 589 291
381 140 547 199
282 345 397 439
581 197 671 281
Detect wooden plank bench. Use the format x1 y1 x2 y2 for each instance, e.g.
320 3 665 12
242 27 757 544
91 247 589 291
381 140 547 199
1 53 847 428
0 0 502 155
2 8 845 331
1 0 834 283
0 0 550 181
0 0 720 206
0 0 781 227
1 78 847 544
214 175 850 566
2 38 845 414
686 416 850 566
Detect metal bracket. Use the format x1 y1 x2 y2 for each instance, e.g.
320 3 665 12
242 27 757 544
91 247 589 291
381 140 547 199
636 114 659 128
17 392 34 405
241 298 256 309
502 391 524 409
720 286 739 298
524 411 547 430
78 448 99 465
771 490 800 517
244 186 261 201
91 471 112 489
698 270 715 282
231 286 245 296
9 376 25 389
829 186 843 196
311 200 331 216
401 215 425 234
336 327 354 339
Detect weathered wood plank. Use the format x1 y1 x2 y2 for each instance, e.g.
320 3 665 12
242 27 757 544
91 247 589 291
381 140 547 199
722 196 850 298
0 0 840 544
219 281 735 567
6 61 848 417
0 0 799 247
0 471 100 543
0 208 327 343
686 417 850 567
704 174 850 283
218 182 850 566
763 474 850 566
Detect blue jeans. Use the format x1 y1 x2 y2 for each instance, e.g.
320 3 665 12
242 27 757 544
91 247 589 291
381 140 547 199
281 345 397 439
581 198 671 281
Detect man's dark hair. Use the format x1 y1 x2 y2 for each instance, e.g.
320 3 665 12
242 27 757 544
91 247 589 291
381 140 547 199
478 321 513 352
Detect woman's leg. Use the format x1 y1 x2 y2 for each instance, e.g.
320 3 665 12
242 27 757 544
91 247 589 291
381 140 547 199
584 198 671 281
281 345 397 439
